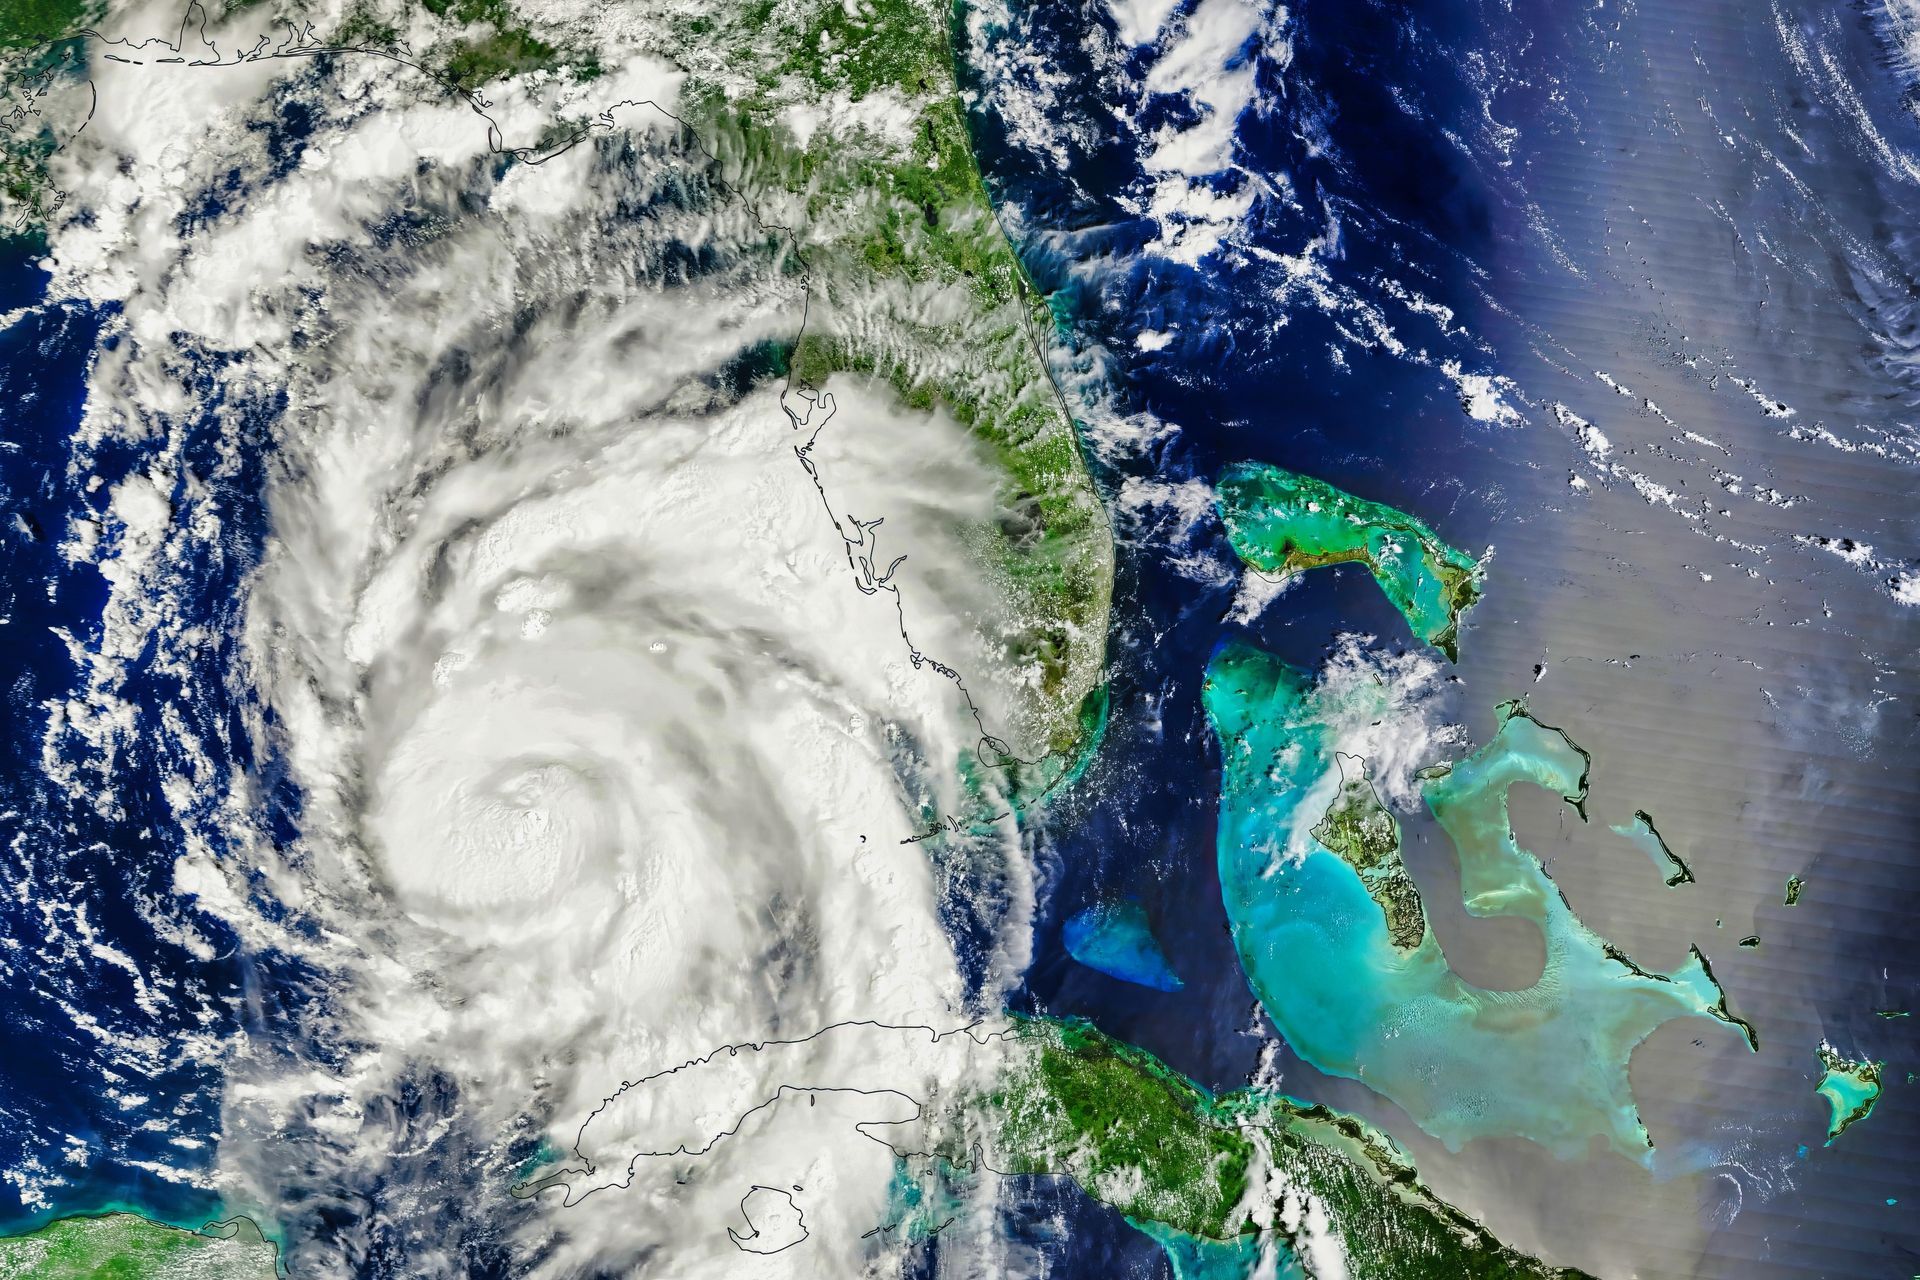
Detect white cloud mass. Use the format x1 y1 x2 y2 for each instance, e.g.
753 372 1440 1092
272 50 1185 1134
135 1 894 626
32 26 1045 1277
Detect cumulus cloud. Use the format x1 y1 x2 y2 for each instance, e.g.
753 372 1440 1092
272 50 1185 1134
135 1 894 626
1127 0 1288 264
39 39 1042 1278
1269 636 1466 867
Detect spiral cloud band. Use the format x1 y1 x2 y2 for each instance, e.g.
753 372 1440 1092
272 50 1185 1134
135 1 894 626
36 17 1036 1272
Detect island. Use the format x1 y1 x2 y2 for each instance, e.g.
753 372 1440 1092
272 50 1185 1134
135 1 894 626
981 1016 1593 1278
541 1014 1592 1278
1215 462 1483 660
1201 469 1757 1162
1310 753 1425 950
1206 650 1756 1161
1815 1045 1884 1144
1611 811 1695 887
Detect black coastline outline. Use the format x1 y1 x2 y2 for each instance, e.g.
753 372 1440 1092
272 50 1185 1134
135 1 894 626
0 1210 285 1279
727 1185 808 1255
17 7 1120 1263
514 1019 1004 1208
11 0 1110 798
1462 701 1760 1053
511 1017 1223 1259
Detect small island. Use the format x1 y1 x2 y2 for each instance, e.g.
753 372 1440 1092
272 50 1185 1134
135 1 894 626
1815 1044 1885 1144
1611 811 1694 887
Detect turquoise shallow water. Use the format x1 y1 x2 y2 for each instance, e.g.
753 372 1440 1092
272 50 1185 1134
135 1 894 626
1610 813 1692 888
1204 642 1753 1162
1814 1060 1883 1144
1131 1219 1302 1280
1063 901 1184 992
1215 462 1479 653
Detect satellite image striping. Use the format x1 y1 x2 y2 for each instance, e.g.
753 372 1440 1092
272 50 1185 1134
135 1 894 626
0 0 1913 1275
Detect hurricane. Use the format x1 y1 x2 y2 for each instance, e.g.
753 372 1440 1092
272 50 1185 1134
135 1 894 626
0 0 1915 1275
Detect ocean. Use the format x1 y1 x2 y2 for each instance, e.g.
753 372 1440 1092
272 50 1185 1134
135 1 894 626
972 0 1920 1274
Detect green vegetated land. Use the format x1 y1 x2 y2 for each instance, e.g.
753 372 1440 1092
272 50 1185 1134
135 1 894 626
0 0 89 47
319 0 601 90
980 1017 1592 1278
0 0 1112 763
417 0 590 93
1217 461 1482 660
0 13 91 226
386 0 1112 760
696 0 1112 760
1311 753 1426 950
0 1213 278 1279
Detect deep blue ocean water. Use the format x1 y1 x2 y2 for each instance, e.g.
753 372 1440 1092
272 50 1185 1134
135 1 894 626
969 0 1920 1273
0 242 292 1238
0 0 1916 1275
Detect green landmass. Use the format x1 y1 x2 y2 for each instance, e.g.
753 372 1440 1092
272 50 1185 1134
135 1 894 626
322 0 602 89
605 0 1112 759
1 0 597 225
1815 1045 1884 1144
0 0 1113 759
982 1016 1250 1239
330 4 399 48
976 1017 1591 1278
0 0 89 47
0 1213 278 1279
0 34 91 227
1784 875 1804 906
1310 752 1425 950
411 0 598 92
313 0 1118 756
1215 462 1482 660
